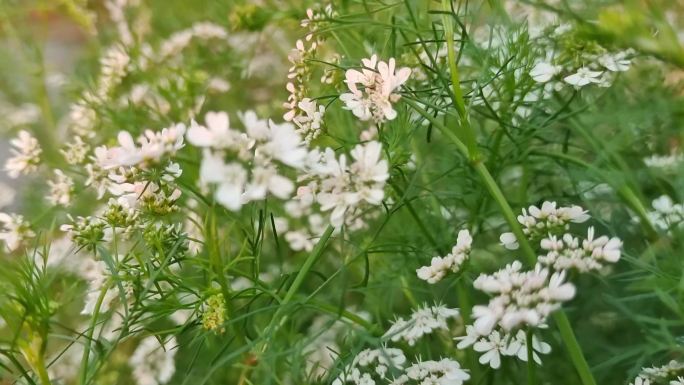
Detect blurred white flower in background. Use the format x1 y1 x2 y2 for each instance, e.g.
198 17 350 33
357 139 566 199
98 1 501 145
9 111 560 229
4 130 42 178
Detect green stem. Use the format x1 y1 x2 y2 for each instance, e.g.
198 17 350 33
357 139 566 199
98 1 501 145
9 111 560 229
79 282 111 385
471 161 537 264
526 330 537 385
259 225 335 353
441 0 479 159
33 353 52 385
553 312 597 385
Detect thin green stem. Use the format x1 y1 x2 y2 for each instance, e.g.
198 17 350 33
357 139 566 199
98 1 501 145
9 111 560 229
79 281 111 385
526 330 537 385
441 0 479 159
553 312 597 385
32 352 52 385
259 225 335 353
471 162 537 264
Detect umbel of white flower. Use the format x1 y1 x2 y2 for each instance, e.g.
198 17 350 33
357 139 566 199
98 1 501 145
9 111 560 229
471 261 576 335
186 110 307 211
389 358 470 385
4 130 42 178
538 226 622 272
105 123 187 169
0 212 35 252
383 304 459 346
187 111 390 225
499 201 589 250
417 229 472 283
643 195 684 232
340 55 411 123
332 347 406 385
312 141 389 227
630 360 684 385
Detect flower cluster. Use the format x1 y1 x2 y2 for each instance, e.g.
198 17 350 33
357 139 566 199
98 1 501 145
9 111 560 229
642 195 684 233
332 347 406 385
644 153 682 172
383 304 459 346
4 130 42 178
105 124 186 169
630 360 684 385
341 55 411 123
389 358 470 385
538 227 622 272
0 213 35 252
300 141 389 227
283 6 335 142
46 170 75 206
187 110 307 211
416 230 472 283
470 261 576 334
529 27 634 89
499 201 589 250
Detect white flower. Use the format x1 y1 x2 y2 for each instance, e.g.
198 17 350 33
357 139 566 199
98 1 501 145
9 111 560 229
188 111 308 211
472 262 575 333
107 124 186 168
504 330 552 365
384 304 459 346
401 358 470 385
333 347 406 385
314 141 389 227
4 130 42 178
0 212 35 252
187 111 240 149
455 325 480 349
61 136 90 165
292 98 326 142
499 232 519 250
243 165 295 201
643 195 684 232
538 227 622 272
417 230 472 283
644 153 682 170
505 201 590 247
340 55 411 122
473 330 507 369
199 150 247 211
598 52 631 72
630 377 650 385
530 62 561 83
47 170 74 206
129 336 177 385
563 67 603 87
